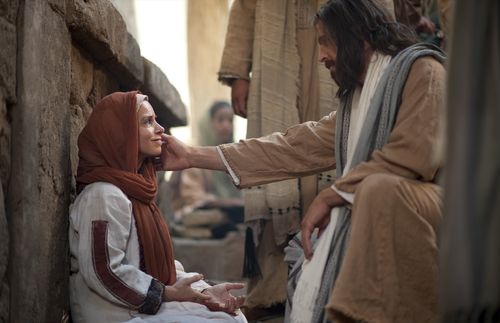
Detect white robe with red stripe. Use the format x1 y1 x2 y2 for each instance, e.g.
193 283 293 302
69 182 246 323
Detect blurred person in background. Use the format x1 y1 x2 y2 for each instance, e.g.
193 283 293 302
169 101 243 239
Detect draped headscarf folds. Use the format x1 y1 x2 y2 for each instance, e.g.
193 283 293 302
77 91 176 286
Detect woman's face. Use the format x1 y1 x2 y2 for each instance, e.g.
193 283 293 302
211 107 234 144
138 101 164 161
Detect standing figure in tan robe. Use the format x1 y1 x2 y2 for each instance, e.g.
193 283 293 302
164 0 446 321
217 0 395 319
218 0 338 318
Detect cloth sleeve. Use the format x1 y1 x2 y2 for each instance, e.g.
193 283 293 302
218 111 337 188
75 183 164 314
334 57 445 193
218 0 257 84
331 185 355 204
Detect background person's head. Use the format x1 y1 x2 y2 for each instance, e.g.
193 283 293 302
315 0 418 97
209 100 234 145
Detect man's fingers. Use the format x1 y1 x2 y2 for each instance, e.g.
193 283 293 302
317 218 328 238
238 103 247 118
301 227 313 260
318 227 325 238
239 99 247 118
235 100 246 118
231 99 240 116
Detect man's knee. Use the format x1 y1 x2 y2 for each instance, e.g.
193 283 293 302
354 173 404 205
353 174 441 227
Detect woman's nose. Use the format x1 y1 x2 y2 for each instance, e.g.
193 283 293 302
155 121 164 134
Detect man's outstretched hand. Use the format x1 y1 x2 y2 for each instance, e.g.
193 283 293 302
301 187 347 260
201 283 245 315
157 134 226 172
160 134 191 171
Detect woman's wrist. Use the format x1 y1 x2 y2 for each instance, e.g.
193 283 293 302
163 286 175 302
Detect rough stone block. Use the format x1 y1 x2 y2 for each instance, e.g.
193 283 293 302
8 1 71 321
69 104 86 196
0 98 9 189
0 282 8 323
0 0 18 24
0 17 16 100
48 0 66 16
88 67 119 107
142 58 187 127
67 0 143 87
70 45 94 106
0 181 8 323
0 182 7 283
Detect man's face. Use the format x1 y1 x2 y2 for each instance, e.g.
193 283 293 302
316 22 338 81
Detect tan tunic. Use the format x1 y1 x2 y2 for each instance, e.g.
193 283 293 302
220 56 445 322
219 57 444 190
218 0 338 309
218 0 398 310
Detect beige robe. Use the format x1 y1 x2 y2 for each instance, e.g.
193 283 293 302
218 0 399 310
218 0 338 234
219 56 445 322
218 0 338 309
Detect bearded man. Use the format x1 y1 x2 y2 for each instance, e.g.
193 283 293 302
162 0 446 321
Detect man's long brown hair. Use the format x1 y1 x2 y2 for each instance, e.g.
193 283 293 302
315 0 418 98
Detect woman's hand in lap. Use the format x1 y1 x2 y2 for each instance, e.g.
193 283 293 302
164 274 210 302
201 283 245 315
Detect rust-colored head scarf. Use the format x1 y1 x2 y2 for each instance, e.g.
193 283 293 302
77 91 176 285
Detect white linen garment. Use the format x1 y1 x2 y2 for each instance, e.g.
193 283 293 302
69 182 246 323
290 52 392 323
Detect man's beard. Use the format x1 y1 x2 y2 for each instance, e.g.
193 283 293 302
330 70 340 85
325 60 340 85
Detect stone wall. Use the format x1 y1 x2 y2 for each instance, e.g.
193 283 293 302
0 1 186 322
0 0 17 320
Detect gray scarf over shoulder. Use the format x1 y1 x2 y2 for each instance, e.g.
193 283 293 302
284 43 446 323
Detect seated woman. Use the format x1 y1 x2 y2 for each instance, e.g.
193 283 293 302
69 91 246 323
169 101 243 229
